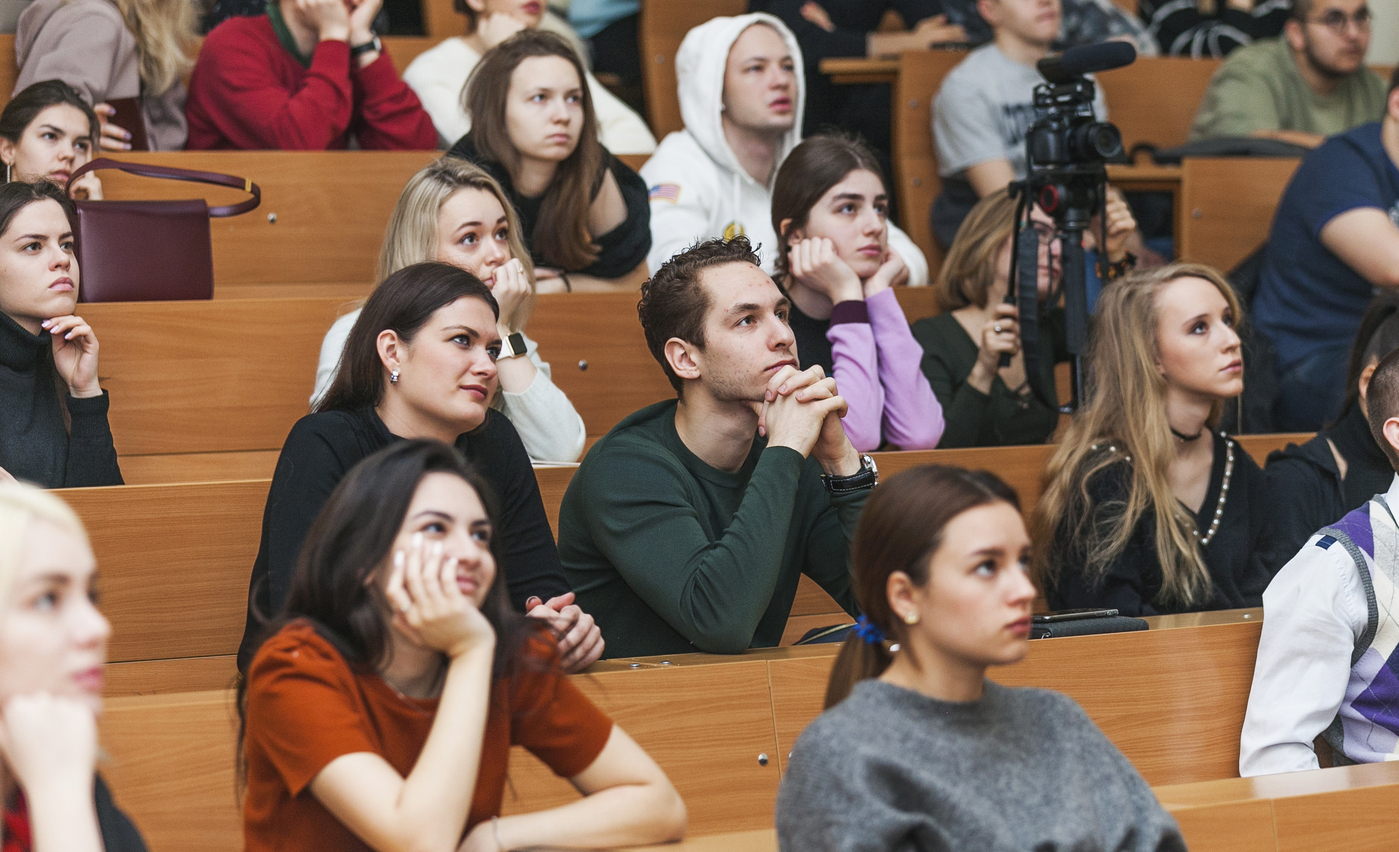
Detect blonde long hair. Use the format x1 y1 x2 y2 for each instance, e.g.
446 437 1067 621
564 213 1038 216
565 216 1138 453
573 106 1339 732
1031 263 1242 608
0 482 89 605
935 187 1019 311
109 0 196 96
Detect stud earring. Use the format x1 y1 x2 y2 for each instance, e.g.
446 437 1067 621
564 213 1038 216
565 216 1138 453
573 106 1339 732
389 370 399 384
903 611 919 625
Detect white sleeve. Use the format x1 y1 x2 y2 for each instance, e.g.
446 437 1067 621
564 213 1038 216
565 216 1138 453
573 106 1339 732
642 168 714 274
311 311 357 407
587 71 656 155
1239 535 1367 777
403 50 472 146
496 333 587 463
888 224 929 288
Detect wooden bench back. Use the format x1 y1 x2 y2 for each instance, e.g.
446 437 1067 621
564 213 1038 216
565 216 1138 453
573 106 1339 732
638 0 748 141
1177 156 1301 274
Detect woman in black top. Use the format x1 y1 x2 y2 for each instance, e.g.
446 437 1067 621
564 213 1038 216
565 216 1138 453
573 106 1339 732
238 262 602 674
0 481 146 852
1262 293 1399 571
0 180 120 488
1032 263 1274 617
447 30 649 287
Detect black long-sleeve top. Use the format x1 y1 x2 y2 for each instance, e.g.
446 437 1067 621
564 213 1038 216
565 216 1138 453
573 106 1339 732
1045 432 1276 616
236 406 570 670
0 311 122 488
1139 0 1290 59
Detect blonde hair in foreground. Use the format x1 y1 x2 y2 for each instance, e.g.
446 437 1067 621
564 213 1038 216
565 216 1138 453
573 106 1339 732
376 156 536 290
0 482 88 608
1030 263 1242 609
111 0 197 96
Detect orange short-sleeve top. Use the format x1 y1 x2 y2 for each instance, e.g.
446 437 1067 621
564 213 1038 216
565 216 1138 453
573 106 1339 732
242 621 614 852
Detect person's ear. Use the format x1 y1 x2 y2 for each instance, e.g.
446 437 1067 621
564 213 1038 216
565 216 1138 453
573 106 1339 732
885 570 920 626
1383 416 1399 465
377 329 405 379
781 218 802 247
0 137 16 168
664 337 702 384
464 0 487 14
977 0 1000 28
1284 18 1306 52
1387 86 1399 125
1359 361 1379 414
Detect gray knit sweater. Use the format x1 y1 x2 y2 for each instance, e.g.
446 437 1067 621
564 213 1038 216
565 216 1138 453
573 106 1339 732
776 680 1186 852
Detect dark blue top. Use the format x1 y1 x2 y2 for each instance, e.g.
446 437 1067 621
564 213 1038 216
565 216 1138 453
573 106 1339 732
1254 122 1399 369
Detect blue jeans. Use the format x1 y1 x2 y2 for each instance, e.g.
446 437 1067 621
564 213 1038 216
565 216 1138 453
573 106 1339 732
1275 342 1350 432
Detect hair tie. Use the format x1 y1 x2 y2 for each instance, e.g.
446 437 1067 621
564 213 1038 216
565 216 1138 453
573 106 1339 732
852 615 885 645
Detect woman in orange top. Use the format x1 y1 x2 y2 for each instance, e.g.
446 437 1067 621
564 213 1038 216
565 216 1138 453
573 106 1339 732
239 440 686 852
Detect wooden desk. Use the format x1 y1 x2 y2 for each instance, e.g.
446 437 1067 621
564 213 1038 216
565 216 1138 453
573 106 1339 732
819 56 899 85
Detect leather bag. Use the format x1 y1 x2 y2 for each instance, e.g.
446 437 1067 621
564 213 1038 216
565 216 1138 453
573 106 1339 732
67 158 261 302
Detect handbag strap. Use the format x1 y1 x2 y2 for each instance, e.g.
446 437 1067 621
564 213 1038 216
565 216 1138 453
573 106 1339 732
68 157 261 217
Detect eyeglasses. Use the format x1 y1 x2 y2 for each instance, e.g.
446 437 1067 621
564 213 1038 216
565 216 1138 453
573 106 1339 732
1026 222 1060 246
1306 7 1372 34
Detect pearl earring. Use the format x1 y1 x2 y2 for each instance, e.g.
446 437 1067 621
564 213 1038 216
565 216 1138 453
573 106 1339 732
389 370 399 384
903 611 919 625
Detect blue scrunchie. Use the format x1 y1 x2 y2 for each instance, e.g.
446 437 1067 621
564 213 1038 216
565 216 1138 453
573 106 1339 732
852 615 885 645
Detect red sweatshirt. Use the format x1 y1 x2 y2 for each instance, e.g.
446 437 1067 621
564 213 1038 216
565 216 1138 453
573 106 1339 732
185 15 438 151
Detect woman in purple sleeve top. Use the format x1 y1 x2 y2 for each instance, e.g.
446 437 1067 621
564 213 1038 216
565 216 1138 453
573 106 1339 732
771 133 944 451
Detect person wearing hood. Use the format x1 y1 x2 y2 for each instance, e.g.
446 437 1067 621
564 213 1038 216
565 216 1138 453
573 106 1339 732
640 13 929 287
1260 294 1399 573
13 0 195 151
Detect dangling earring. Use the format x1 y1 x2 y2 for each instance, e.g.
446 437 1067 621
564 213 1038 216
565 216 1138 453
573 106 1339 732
903 611 919 626
4 163 9 183
389 369 399 384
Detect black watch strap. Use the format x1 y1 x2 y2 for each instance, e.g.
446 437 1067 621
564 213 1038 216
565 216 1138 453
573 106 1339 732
821 453 878 494
350 35 381 58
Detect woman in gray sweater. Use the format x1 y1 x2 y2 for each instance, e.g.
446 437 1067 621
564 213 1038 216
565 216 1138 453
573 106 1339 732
775 465 1185 852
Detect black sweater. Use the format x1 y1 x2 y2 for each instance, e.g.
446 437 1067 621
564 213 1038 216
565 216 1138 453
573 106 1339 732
0 311 122 488
446 134 651 279
94 774 148 852
236 407 570 670
1046 432 1276 616
1261 403 1394 572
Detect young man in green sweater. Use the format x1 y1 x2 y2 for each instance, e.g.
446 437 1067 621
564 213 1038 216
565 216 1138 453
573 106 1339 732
558 236 875 657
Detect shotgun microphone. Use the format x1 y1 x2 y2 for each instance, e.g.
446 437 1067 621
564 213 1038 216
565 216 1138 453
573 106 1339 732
1036 41 1137 84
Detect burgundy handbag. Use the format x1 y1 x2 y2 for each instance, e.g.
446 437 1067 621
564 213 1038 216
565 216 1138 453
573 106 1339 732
66 157 261 302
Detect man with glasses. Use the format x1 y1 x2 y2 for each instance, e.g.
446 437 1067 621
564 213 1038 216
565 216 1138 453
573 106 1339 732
1190 0 1384 147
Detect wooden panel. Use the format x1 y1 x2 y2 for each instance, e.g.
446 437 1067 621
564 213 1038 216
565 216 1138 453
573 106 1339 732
767 654 835 772
105 655 240 696
421 0 461 39
59 480 267 661
992 619 1262 785
622 829 777 851
1178 157 1300 274
381 36 441 71
95 150 438 287
534 464 577 537
118 450 282 485
1236 433 1311 465
1271 780 1399 851
893 50 965 268
791 575 842 618
80 298 345 455
894 285 939 322
1167 799 1277 852
1100 57 1220 152
639 0 748 140
100 690 242 852
0 35 13 108
501 661 782 834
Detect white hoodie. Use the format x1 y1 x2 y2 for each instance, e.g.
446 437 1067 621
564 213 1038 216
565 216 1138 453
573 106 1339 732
639 13 928 286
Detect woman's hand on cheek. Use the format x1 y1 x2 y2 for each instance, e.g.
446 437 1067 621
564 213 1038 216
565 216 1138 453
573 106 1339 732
42 315 102 398
0 693 98 794
492 259 532 334
787 237 863 304
385 535 496 660
864 247 907 297
68 173 102 201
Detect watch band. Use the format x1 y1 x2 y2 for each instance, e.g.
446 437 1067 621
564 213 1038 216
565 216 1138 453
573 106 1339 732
349 35 381 58
498 332 527 359
821 453 878 494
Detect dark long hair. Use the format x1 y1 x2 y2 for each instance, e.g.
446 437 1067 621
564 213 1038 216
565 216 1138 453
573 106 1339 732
770 132 884 288
463 30 604 271
824 465 1021 709
1338 292 1399 421
0 81 100 151
236 440 537 781
317 261 498 414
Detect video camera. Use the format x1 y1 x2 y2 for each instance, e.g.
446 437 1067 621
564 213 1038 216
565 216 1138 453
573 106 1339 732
1005 41 1136 411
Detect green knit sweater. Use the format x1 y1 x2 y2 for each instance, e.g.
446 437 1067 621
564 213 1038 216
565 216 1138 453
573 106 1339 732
559 400 864 658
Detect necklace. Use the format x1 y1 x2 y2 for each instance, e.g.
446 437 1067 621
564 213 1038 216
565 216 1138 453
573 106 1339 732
1194 437 1234 547
1170 425 1203 442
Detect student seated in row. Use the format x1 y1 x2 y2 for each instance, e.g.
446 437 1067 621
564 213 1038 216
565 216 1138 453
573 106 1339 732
1034 264 1274 616
239 262 602 674
312 157 586 463
1242 348 1399 776
776 465 1185 852
914 186 1135 448
447 31 649 290
1189 0 1384 148
560 236 869 658
403 0 654 153
640 14 928 286
771 133 943 452
186 0 438 150
1262 293 1399 573
241 440 686 852
0 180 120 488
15 0 194 150
0 482 149 852
1140 0 1289 59
0 81 103 199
